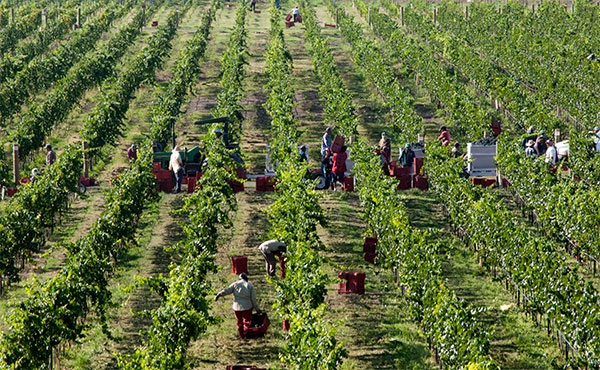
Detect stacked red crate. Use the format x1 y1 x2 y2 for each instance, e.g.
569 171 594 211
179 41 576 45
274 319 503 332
343 176 354 192
231 256 248 275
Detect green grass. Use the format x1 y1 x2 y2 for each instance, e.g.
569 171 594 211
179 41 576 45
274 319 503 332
0 2 576 369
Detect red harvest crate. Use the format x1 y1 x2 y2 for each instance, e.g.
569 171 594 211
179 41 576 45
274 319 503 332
5 187 18 197
394 166 411 178
330 135 345 153
343 176 354 192
285 21 294 27
348 272 365 294
231 256 248 275
153 162 162 172
363 243 376 254
338 272 365 294
227 366 266 370
364 237 377 251
187 177 196 193
253 10 261 13
282 319 290 331
256 176 276 192
228 180 244 193
256 176 265 192
364 252 377 264
397 175 412 190
338 272 349 293
236 167 247 179
244 312 270 339
414 175 428 190
20 177 31 184
413 157 424 175
480 178 496 188
160 177 173 193
155 169 172 179
471 178 483 186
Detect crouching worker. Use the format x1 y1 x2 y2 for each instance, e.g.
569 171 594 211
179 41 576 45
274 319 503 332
258 240 286 277
215 273 261 339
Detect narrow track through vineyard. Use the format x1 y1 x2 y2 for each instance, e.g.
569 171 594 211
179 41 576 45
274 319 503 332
0 0 598 369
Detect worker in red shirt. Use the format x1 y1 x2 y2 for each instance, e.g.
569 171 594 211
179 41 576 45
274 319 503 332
332 145 348 191
127 144 137 163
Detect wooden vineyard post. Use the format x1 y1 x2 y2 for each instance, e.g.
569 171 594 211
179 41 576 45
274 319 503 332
82 141 89 178
433 7 437 24
12 144 19 186
496 168 503 189
76 8 81 27
42 8 48 28
141 5 146 31
400 6 404 25
368 6 371 28
10 8 14 24
464 5 468 19
336 8 339 27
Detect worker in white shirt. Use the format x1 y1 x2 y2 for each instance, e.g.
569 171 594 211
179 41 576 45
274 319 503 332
169 145 184 193
258 240 286 277
545 140 558 165
593 127 600 152
215 273 261 338
290 5 300 22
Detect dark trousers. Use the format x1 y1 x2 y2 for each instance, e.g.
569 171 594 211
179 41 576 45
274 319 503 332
250 1 255 10
261 251 279 276
174 168 184 192
234 309 253 338
333 172 344 187
293 13 298 22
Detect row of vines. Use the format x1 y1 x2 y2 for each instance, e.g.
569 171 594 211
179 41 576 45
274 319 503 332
0 5 199 368
326 3 497 368
349 1 600 365
264 3 345 369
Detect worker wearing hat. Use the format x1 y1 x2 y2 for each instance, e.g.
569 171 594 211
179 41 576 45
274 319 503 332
398 143 415 173
215 273 261 338
30 168 41 184
525 139 536 157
